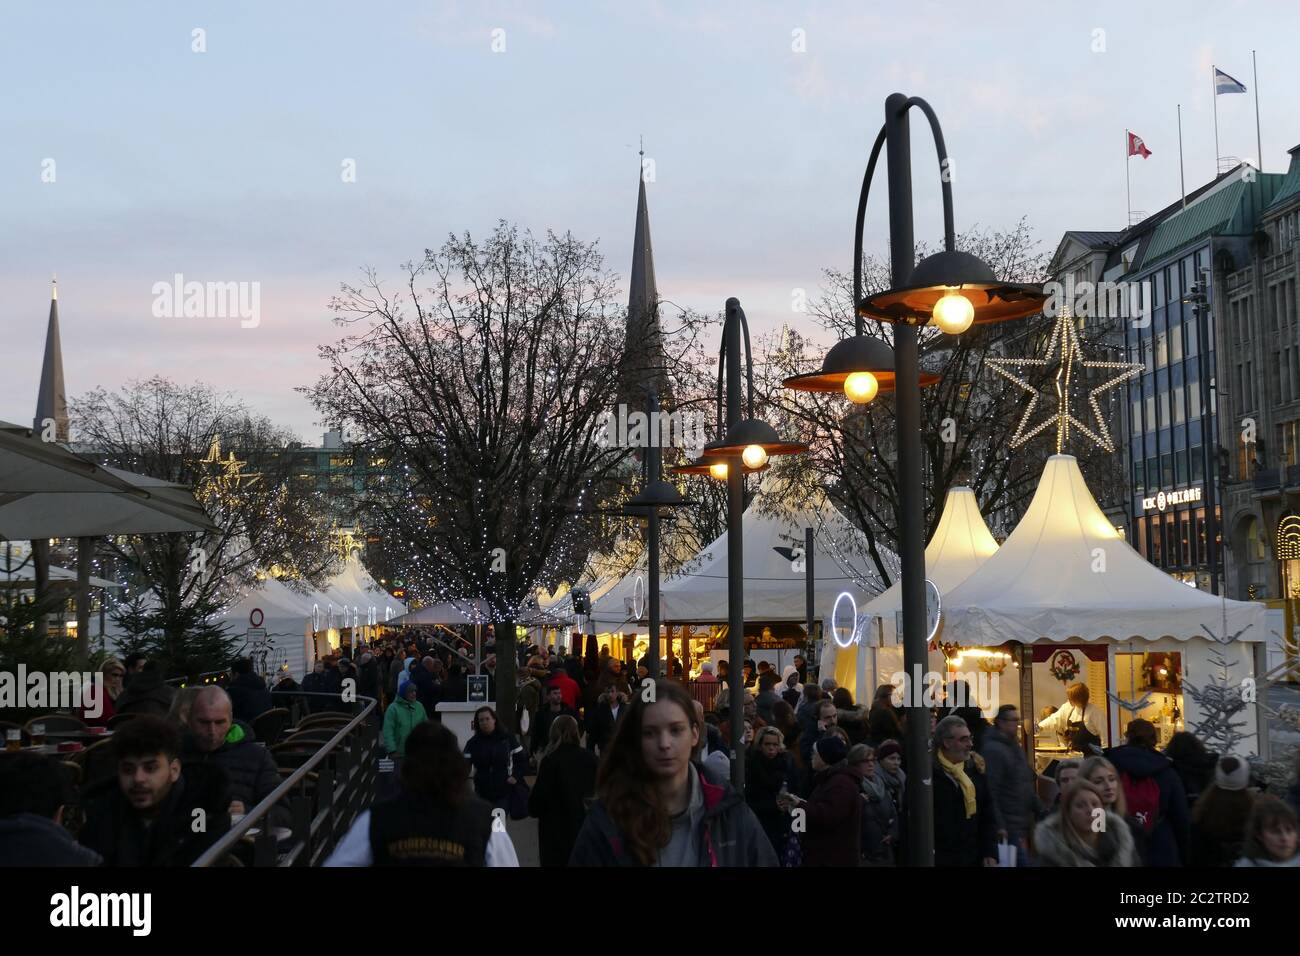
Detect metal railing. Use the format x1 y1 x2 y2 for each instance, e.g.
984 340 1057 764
192 693 379 867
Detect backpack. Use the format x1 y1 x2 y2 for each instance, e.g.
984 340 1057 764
1121 771 1161 833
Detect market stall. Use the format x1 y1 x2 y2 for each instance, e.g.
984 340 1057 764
942 455 1266 760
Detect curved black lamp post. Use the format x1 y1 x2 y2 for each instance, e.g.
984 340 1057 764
675 297 806 787
623 388 694 679
782 94 1045 866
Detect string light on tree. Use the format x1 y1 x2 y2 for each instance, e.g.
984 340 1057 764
986 305 1142 453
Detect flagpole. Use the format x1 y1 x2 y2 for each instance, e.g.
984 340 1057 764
1125 129 1132 227
1252 50 1263 169
1178 105 1187 210
1212 64 1221 175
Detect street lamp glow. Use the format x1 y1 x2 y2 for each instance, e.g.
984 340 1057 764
708 461 729 480
843 370 879 404
931 290 975 334
741 444 769 469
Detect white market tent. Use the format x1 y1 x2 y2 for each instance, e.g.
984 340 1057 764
827 485 999 698
217 576 319 680
943 456 1265 644
658 493 892 624
940 454 1266 756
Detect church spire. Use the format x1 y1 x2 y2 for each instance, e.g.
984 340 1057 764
620 146 670 408
35 276 69 441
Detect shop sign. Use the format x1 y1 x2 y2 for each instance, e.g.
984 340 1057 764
1141 485 1202 513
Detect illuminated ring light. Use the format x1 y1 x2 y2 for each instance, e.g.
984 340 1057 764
312 604 320 632
925 579 942 643
633 575 646 620
831 591 858 649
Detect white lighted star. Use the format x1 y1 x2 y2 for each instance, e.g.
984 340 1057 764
987 308 1142 453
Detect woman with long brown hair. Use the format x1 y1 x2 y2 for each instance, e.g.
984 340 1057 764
569 679 776 867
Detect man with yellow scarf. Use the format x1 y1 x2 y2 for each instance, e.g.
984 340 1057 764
933 715 999 866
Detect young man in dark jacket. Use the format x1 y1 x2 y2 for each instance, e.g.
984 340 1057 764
0 753 103 866
530 684 578 758
1104 718 1189 866
932 715 998 867
182 686 288 828
79 716 231 867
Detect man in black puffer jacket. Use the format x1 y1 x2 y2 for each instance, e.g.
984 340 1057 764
182 686 288 828
113 660 176 718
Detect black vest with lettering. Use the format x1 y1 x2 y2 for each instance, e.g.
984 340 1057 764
368 791 494 866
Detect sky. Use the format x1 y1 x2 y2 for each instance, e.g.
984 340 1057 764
3 0 1295 440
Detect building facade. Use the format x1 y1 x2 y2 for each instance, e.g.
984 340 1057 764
1050 159 1291 594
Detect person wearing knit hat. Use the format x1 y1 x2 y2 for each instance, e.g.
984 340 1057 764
1188 755 1257 866
781 723 864 866
1214 755 1251 791
814 735 848 768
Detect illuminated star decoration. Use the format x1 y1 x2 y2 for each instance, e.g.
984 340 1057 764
986 305 1142 453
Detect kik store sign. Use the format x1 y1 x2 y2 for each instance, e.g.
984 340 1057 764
1141 485 1203 513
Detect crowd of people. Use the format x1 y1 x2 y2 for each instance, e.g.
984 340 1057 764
5 634 1300 870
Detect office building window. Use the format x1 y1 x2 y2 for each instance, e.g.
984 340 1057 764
1172 384 1185 424
1162 453 1174 487
1178 511 1192 566
1150 515 1163 564
1280 421 1299 468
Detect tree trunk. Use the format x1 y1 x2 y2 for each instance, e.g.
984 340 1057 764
495 618 518 733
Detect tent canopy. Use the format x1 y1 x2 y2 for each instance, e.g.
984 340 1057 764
943 455 1265 645
827 485 999 684
657 493 892 624
0 422 215 538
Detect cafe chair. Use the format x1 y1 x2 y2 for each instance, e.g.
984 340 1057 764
26 714 88 736
251 707 291 746
106 712 139 730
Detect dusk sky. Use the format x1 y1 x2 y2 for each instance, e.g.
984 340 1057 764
3 1 1295 440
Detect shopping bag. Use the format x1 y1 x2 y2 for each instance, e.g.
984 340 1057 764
997 840 1017 868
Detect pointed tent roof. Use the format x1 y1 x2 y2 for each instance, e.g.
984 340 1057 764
618 162 670 406
35 279 69 441
943 455 1265 644
826 486 999 689
657 494 892 624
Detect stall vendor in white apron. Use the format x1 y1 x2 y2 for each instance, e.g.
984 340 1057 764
1035 682 1107 751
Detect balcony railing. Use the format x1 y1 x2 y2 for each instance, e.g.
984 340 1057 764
1254 468 1282 491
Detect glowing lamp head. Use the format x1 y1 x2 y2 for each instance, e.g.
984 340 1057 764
843 370 879 404
931 290 975 334
708 461 729 480
741 444 769 469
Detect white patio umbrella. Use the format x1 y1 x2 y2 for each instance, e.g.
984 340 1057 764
0 421 216 660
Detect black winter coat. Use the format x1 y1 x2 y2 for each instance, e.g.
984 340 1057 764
79 765 231 867
114 670 176 717
182 720 287 827
0 813 103 867
932 754 998 867
227 672 273 724
1104 744 1189 867
462 729 525 806
981 726 1041 842
745 750 796 854
528 741 598 867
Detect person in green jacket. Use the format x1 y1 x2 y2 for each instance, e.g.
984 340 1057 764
383 682 429 756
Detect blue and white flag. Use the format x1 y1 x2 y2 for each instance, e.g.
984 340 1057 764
1214 68 1247 94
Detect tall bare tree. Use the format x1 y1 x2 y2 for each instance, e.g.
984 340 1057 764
74 377 338 677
